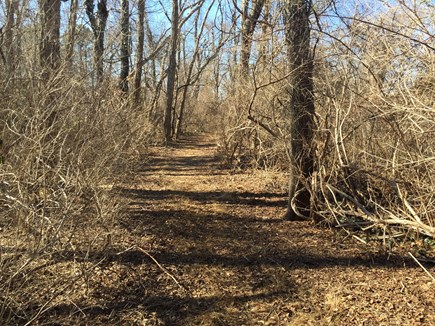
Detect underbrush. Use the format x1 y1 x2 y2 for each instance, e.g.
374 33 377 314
213 51 434 246
0 71 158 324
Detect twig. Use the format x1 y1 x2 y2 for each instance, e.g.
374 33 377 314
335 221 374 228
352 235 368 245
326 184 372 215
136 246 188 292
247 115 278 138
408 252 435 282
394 181 422 224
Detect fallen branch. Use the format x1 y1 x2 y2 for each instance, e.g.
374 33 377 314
408 252 435 282
326 183 373 215
136 246 189 292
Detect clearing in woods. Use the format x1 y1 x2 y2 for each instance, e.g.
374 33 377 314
63 135 435 324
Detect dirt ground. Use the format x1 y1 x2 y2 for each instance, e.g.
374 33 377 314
4 134 434 325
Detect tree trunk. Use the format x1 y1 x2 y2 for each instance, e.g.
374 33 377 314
133 0 145 107
144 7 157 89
4 0 18 73
164 0 179 143
39 0 61 73
282 0 315 220
119 0 130 93
66 0 78 66
240 0 265 75
85 0 109 85
258 0 270 69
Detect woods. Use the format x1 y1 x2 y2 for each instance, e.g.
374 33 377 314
0 0 434 324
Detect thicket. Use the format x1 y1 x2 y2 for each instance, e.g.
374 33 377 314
217 2 434 243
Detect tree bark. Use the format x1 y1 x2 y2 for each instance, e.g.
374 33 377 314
85 0 109 85
66 0 78 67
39 0 61 73
282 0 315 220
164 0 179 143
258 0 270 69
4 0 18 73
240 0 265 75
119 0 130 93
133 0 145 107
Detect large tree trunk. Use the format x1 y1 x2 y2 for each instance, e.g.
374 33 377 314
282 0 315 220
39 0 61 73
119 0 130 93
164 0 179 143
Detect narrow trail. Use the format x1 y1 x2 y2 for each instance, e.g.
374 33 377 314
110 135 434 325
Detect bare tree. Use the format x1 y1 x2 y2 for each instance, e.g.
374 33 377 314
39 0 61 73
164 0 179 143
133 0 145 106
240 0 265 75
282 0 315 220
85 0 109 84
120 0 130 93
66 0 79 67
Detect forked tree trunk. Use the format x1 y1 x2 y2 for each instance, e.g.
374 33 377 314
240 0 265 75
282 0 315 220
85 0 109 85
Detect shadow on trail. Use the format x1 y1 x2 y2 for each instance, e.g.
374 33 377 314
51 247 412 270
119 210 413 269
136 154 224 175
120 188 288 207
58 134 415 325
41 291 292 325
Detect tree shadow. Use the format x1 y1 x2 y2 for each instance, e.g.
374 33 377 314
119 188 288 207
39 291 293 325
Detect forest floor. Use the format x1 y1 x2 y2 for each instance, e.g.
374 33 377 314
104 134 434 325
7 134 434 325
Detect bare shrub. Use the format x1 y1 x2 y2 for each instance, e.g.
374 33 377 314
211 1 434 241
312 9 435 239
0 67 154 322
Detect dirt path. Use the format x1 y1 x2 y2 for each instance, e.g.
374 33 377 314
99 135 433 325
